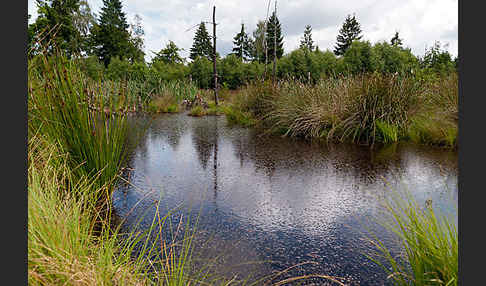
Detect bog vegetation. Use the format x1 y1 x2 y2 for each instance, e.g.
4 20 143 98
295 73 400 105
28 0 458 285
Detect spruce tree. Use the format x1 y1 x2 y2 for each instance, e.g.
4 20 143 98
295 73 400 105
90 0 132 66
390 31 403 47
153 41 184 64
299 24 314 52
334 14 362 56
266 11 284 61
189 22 213 61
232 23 252 61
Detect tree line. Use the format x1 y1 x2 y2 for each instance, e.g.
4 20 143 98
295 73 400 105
28 0 458 89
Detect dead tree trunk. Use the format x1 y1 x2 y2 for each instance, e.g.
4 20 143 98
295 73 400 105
213 6 219 105
273 0 277 84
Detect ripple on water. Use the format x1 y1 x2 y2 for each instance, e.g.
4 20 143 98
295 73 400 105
113 113 458 285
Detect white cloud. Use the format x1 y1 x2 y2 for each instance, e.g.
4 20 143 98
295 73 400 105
28 0 458 61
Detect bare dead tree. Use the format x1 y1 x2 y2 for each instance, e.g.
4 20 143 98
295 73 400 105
273 0 277 84
212 6 219 105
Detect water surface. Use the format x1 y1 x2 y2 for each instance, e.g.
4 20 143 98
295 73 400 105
114 113 457 285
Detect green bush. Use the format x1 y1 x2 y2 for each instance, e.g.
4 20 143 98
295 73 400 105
372 42 419 75
189 56 213 89
420 41 456 75
106 56 149 82
342 40 380 74
150 61 189 81
78 55 105 81
220 54 245 89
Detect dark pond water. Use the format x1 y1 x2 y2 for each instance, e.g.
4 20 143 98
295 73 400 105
113 113 457 285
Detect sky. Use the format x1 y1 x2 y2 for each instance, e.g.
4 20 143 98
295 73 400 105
28 0 458 62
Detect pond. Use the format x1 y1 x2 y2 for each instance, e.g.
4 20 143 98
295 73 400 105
113 113 458 285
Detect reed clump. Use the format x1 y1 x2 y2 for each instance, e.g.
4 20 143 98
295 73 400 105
28 135 149 285
28 54 212 285
366 190 458 286
148 94 180 113
227 73 457 147
28 54 131 199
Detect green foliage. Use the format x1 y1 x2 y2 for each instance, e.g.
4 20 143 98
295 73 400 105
250 20 267 63
29 0 82 57
151 61 189 81
147 95 179 113
420 41 456 75
310 50 339 78
376 120 399 143
372 42 419 74
277 49 339 82
188 105 206 116
243 61 265 82
277 49 308 80
90 0 140 66
407 114 457 147
189 22 213 61
227 74 448 146
342 40 379 74
334 14 363 56
28 135 153 285
73 0 97 54
299 24 314 52
28 54 130 196
220 54 245 89
189 56 213 89
106 56 148 81
366 189 457 286
78 55 105 80
153 40 185 65
224 107 257 127
232 23 253 61
127 14 146 62
266 11 284 61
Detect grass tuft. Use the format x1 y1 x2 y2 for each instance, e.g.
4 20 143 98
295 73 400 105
366 189 458 286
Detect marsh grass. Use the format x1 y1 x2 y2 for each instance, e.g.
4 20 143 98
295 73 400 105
188 105 206 117
27 53 226 286
147 95 180 113
28 135 154 285
227 73 457 147
28 55 136 200
365 189 458 286
407 114 457 147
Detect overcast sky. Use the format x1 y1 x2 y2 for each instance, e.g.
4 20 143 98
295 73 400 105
28 0 458 62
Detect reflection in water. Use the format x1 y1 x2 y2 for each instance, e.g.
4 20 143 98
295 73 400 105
113 113 458 286
213 116 219 212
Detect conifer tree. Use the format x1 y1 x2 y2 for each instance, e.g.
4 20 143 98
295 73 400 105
334 14 362 56
90 0 133 66
189 22 213 61
266 11 284 61
299 24 314 52
153 41 184 64
390 31 403 47
232 23 252 61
